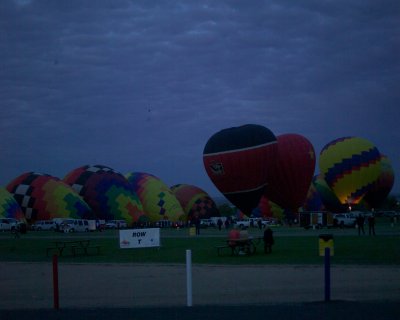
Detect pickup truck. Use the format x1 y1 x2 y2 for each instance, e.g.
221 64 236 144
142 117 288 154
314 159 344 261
333 213 357 228
234 218 269 229
0 218 20 231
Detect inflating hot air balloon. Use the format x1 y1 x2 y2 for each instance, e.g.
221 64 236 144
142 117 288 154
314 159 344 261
0 188 25 221
319 137 382 206
265 133 316 213
64 165 145 224
126 172 185 222
303 176 326 212
6 172 92 222
253 195 284 221
313 174 348 213
363 154 395 209
203 124 278 215
171 184 219 222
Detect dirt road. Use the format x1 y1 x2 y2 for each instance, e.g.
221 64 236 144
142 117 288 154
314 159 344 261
1 262 399 309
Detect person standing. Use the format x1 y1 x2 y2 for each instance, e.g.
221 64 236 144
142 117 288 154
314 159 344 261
368 214 376 235
217 218 223 231
195 219 201 235
356 214 365 235
263 226 274 254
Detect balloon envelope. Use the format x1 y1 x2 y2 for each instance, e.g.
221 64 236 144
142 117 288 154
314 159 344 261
64 165 145 224
203 124 278 215
126 172 185 222
319 137 381 205
363 154 395 209
171 184 219 222
0 188 25 221
265 133 316 212
313 174 348 213
7 172 92 222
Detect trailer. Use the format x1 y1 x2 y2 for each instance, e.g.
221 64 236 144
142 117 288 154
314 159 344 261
299 212 334 229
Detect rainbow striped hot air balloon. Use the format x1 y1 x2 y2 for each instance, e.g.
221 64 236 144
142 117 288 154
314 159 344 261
0 188 25 221
319 137 381 206
6 172 92 222
64 165 145 224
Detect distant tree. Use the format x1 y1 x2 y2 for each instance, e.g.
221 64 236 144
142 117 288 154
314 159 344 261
218 204 234 217
380 195 400 211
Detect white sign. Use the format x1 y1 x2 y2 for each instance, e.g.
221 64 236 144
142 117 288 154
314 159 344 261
119 228 160 249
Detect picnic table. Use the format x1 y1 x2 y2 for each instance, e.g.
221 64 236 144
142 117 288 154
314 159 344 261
46 239 100 257
216 236 263 256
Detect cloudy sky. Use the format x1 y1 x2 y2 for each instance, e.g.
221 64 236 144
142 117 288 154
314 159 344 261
1 0 399 198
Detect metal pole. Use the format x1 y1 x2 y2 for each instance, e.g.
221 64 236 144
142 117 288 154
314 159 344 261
186 249 193 307
324 247 331 302
52 254 59 309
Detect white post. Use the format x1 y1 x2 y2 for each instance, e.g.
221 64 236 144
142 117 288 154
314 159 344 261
186 249 193 307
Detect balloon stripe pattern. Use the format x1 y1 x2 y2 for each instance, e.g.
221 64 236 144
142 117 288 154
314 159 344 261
171 184 219 221
0 188 25 221
126 172 185 222
6 172 92 221
319 137 381 205
64 165 145 224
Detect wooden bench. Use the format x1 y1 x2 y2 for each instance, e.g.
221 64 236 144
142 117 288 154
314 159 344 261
46 240 101 257
215 245 234 256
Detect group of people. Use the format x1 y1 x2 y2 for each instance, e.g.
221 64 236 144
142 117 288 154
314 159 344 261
356 214 376 235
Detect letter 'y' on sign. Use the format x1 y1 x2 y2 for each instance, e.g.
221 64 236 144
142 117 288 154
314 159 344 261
119 228 160 249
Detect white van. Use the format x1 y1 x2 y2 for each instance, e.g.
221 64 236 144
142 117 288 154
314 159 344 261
56 219 91 233
31 220 57 231
0 218 20 231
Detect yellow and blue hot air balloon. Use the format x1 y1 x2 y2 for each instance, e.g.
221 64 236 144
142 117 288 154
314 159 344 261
126 172 185 223
319 137 381 206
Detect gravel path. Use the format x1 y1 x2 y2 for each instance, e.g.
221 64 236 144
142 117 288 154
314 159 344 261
1 262 399 309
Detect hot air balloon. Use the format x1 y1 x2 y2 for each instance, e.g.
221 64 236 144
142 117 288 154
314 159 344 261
171 184 219 222
319 137 381 206
203 124 278 215
6 172 92 222
313 174 348 213
253 195 284 221
303 175 326 212
64 165 145 224
0 188 25 221
363 154 395 209
265 133 316 214
126 172 185 223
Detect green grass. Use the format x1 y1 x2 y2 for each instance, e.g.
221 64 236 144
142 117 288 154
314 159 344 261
0 229 399 265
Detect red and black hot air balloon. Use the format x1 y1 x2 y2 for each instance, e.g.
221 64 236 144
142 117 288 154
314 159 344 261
265 133 316 214
203 124 278 215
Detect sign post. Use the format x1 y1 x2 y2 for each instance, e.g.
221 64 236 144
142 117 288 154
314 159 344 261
119 228 160 249
186 249 193 307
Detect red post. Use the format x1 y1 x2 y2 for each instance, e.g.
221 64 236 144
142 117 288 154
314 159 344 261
52 254 59 309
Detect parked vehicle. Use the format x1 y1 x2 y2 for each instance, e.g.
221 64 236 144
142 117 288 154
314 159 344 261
0 218 20 231
333 213 357 228
56 219 92 233
234 219 251 229
105 220 127 229
31 220 56 231
200 219 215 228
300 212 334 229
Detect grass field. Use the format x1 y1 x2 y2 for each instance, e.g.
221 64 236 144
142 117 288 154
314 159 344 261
0 220 399 265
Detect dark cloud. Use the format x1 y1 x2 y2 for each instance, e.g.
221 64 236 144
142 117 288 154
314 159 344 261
1 0 399 196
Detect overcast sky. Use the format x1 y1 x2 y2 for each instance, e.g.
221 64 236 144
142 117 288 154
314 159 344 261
1 0 399 198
